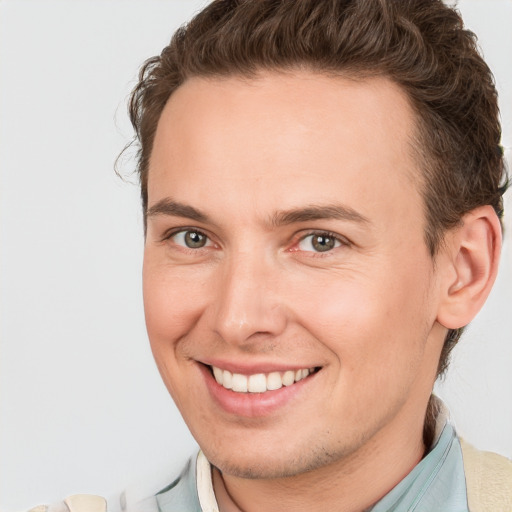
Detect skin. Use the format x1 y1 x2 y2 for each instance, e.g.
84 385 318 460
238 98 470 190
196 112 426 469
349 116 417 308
142 72 496 511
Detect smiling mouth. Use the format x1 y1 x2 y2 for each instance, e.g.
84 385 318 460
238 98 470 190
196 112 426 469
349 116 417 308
210 365 319 393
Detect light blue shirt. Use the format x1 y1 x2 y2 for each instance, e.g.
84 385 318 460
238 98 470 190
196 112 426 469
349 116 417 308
369 422 468 511
156 422 469 511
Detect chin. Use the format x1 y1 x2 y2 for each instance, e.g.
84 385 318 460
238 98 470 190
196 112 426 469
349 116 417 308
202 441 347 480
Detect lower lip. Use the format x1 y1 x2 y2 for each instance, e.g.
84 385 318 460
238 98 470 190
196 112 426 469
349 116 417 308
200 364 316 418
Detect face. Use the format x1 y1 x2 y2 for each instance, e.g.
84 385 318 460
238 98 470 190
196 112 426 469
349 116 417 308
143 72 446 479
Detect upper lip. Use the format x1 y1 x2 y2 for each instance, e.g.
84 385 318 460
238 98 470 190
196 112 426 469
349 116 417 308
198 359 321 375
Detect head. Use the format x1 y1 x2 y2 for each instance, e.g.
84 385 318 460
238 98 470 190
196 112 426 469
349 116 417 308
130 0 506 480
130 0 506 378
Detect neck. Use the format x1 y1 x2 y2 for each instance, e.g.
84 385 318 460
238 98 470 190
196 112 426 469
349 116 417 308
214 401 428 512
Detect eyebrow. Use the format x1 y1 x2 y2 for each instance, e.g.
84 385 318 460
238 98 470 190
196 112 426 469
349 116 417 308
270 204 370 227
146 198 209 223
146 198 370 227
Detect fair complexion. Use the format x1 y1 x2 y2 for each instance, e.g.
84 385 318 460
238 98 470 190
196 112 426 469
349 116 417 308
143 72 501 512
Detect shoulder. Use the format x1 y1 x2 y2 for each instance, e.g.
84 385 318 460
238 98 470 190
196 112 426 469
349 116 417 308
24 455 201 512
27 495 107 512
460 438 512 512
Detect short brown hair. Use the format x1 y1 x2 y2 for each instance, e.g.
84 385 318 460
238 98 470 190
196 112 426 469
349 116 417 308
127 0 507 376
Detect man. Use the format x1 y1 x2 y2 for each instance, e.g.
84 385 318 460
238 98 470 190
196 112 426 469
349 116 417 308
29 0 511 510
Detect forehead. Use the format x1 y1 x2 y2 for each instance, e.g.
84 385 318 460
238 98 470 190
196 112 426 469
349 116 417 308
148 71 422 229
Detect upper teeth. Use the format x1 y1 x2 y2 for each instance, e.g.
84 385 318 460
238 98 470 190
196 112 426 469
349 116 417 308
211 366 314 393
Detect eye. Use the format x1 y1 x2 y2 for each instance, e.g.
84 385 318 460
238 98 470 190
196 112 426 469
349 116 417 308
297 232 343 253
170 229 212 249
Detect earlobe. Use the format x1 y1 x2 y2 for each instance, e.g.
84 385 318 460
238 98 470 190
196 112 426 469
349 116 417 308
437 205 502 330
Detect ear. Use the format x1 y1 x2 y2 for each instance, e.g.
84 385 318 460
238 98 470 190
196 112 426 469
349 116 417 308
436 205 502 330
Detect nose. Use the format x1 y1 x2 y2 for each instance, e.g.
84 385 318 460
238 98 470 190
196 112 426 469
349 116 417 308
208 251 287 347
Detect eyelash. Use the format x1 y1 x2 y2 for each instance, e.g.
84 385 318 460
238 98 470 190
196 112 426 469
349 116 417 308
162 228 349 256
292 230 350 256
161 227 213 248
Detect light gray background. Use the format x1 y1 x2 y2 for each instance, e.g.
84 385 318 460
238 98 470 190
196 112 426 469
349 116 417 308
0 1 510 510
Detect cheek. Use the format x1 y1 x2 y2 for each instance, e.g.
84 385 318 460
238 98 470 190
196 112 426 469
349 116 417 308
288 259 434 369
142 261 212 411
142 259 208 352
